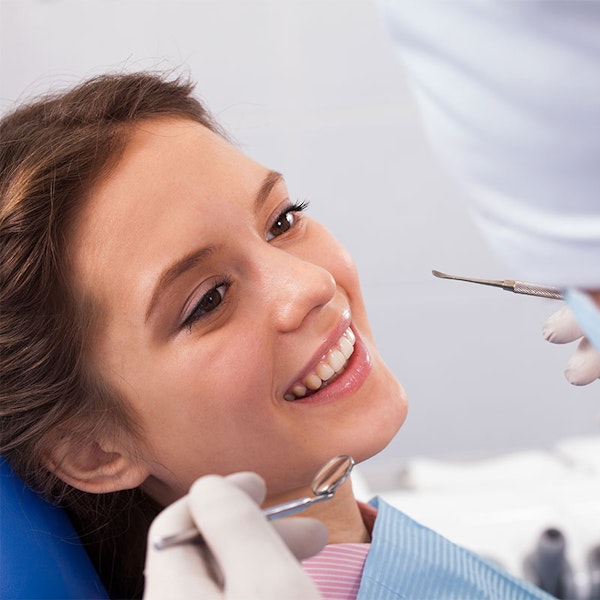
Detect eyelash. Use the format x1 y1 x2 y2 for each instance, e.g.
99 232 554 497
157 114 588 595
183 275 233 332
182 200 309 332
266 200 309 241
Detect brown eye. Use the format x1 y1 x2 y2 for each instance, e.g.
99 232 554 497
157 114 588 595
183 281 229 331
267 211 294 240
198 287 224 312
266 201 308 241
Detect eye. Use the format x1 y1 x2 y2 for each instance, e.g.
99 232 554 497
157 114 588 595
266 201 309 241
182 279 231 331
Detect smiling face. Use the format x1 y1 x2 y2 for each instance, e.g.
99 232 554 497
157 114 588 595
69 117 407 505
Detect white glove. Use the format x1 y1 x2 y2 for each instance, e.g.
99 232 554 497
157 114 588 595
144 472 326 600
543 305 600 385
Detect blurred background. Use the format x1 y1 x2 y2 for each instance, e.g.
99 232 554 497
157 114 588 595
1 0 597 472
4 3 600 590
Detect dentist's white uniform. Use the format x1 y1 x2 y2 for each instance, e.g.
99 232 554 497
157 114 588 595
379 0 600 372
379 0 600 290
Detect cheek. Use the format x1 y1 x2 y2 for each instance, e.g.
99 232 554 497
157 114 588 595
139 332 271 452
304 223 362 293
307 224 372 327
103 326 272 460
152 336 268 424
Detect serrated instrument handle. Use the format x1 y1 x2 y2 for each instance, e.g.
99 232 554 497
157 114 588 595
512 281 563 300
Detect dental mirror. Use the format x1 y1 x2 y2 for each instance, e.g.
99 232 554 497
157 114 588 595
154 454 355 550
313 454 354 495
262 454 355 519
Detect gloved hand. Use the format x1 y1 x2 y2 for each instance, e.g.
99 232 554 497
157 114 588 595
144 472 326 600
543 305 600 385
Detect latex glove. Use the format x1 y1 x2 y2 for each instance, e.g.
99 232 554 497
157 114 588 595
144 472 326 600
543 305 600 385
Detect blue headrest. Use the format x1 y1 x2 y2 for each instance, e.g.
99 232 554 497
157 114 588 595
0 458 108 599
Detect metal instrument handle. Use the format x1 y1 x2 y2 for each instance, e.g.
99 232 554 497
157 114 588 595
513 281 563 300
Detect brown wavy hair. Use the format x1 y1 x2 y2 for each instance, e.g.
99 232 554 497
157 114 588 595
0 71 225 598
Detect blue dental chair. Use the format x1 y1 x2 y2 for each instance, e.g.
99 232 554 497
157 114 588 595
0 458 108 599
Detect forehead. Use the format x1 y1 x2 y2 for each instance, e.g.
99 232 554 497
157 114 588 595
68 117 268 309
72 117 266 245
97 117 259 200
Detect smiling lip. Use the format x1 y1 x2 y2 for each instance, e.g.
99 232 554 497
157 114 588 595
283 320 372 406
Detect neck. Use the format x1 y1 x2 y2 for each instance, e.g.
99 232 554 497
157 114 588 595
290 479 369 545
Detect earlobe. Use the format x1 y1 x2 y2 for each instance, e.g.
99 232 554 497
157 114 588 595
44 437 150 494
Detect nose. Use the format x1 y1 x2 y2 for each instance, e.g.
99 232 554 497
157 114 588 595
257 247 337 332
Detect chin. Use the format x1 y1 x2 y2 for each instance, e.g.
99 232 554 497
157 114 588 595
349 376 408 466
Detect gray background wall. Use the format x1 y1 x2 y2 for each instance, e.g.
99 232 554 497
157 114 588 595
2 0 597 474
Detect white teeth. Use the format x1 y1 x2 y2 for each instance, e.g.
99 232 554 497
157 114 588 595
304 373 323 391
316 361 335 381
339 336 354 360
343 328 356 345
285 327 356 401
328 348 346 372
292 383 307 397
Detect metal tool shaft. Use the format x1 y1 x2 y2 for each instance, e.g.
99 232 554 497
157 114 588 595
432 270 563 300
153 492 333 550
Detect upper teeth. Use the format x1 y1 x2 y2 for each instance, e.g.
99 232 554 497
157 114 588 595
284 327 356 401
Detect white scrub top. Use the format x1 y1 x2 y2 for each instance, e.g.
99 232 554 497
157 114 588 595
379 0 600 289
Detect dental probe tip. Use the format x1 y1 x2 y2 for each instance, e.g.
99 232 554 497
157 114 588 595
431 270 506 288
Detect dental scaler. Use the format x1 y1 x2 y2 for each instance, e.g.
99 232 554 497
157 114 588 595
432 270 563 300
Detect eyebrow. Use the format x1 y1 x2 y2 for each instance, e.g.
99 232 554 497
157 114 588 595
254 170 283 214
145 169 284 323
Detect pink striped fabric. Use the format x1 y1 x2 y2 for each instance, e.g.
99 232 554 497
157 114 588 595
302 543 371 600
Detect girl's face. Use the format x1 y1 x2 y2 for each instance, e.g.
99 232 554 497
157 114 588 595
71 118 407 504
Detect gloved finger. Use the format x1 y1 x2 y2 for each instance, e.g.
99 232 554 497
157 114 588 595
218 473 327 559
189 475 322 599
543 305 584 344
270 517 328 560
144 495 221 600
224 471 266 505
222 473 327 559
564 337 600 386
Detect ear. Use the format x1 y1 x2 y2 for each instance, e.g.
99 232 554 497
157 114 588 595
44 435 151 494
